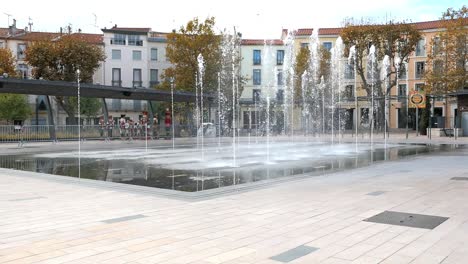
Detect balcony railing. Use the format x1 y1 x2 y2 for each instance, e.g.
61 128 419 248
149 81 160 87
128 40 143 46
110 39 126 45
133 81 143 88
112 80 122 87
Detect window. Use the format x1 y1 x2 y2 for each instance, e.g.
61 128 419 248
344 85 354 98
300 43 309 48
17 64 28 79
128 35 142 46
398 84 406 102
277 70 284 86
415 62 425 79
253 89 261 102
150 69 159 87
432 37 441 55
111 99 121 110
415 83 424 92
134 100 142 111
276 50 284 65
133 69 142 87
344 62 354 79
398 63 407 79
253 69 261 85
322 42 332 51
416 39 425 56
132 50 142 61
112 68 121 86
276 89 284 102
111 34 126 45
17 44 26 60
433 60 444 75
0 41 3 48
253 50 261 65
151 48 158 61
360 108 369 124
111 49 121 60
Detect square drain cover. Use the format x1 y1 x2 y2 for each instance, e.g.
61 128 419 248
451 177 468 181
364 211 448 229
270 245 318 262
366 191 386 196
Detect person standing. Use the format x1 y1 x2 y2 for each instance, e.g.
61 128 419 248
107 116 114 140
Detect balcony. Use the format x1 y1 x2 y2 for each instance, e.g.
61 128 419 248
133 81 143 88
128 40 143 46
111 80 122 87
110 39 126 45
149 81 160 87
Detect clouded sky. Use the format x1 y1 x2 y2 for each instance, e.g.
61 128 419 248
1 0 465 39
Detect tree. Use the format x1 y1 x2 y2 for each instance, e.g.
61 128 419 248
0 48 17 77
164 17 222 92
341 20 421 96
425 5 468 95
0 48 30 123
26 34 105 122
0 94 31 123
341 20 421 130
294 46 310 100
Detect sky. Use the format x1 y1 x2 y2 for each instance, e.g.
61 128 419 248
1 0 465 39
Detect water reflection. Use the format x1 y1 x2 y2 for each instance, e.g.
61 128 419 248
0 143 461 192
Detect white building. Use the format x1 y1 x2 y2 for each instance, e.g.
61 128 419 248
101 26 171 121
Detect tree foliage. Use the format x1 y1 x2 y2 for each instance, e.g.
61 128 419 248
425 5 468 94
26 34 105 121
294 46 311 99
0 94 31 123
341 20 421 95
165 17 222 92
0 48 17 77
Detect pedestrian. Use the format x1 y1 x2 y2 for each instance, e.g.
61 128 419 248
107 116 114 140
99 117 105 138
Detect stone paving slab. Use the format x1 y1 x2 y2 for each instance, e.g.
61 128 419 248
0 144 468 263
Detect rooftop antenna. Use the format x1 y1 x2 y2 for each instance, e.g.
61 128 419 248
4 12 12 26
92 13 98 29
28 17 33 32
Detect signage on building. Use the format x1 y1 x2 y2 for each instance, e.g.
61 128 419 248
409 91 426 108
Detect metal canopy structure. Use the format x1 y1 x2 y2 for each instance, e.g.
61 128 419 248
0 78 214 102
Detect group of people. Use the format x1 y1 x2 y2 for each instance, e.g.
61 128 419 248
98 108 173 141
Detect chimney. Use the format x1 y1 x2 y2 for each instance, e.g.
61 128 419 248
114 24 117 28
8 19 17 35
60 27 63 35
78 28 82 33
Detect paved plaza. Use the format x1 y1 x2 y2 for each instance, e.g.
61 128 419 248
1 135 468 263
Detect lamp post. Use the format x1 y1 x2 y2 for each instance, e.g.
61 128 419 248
170 77 175 150
77 69 81 179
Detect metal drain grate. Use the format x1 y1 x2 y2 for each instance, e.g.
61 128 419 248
364 211 448 229
270 245 318 263
102 214 147 224
366 191 386 196
451 177 468 181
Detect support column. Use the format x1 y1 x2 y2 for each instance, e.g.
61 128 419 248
101 98 109 121
147 100 155 122
45 96 56 141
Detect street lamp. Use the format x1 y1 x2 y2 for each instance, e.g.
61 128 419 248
76 68 81 179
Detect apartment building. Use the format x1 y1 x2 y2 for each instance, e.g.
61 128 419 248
316 20 458 131
101 26 171 121
0 20 104 125
239 39 285 130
